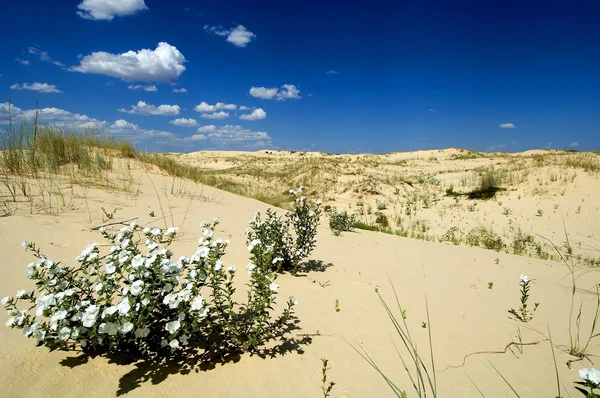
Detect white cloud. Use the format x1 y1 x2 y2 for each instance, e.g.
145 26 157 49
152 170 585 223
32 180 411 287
249 84 301 101
15 59 29 65
206 125 271 144
239 108 266 121
194 102 236 113
28 47 64 67
183 134 207 141
111 119 138 130
77 0 147 20
499 123 516 129
170 118 198 127
428 108 436 112
325 70 338 75
204 24 256 47
10 82 62 93
71 42 186 83
0 102 106 130
128 84 157 92
197 125 216 133
118 101 180 116
200 111 229 120
172 88 187 93
570 141 579 147
239 105 254 111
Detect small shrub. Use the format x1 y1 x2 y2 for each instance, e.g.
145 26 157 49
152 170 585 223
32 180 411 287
466 169 502 199
375 213 390 228
376 200 387 210
466 227 505 251
508 274 539 322
246 187 322 274
327 207 357 236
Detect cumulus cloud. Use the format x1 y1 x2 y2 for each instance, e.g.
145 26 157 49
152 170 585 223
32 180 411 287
570 141 579 147
200 111 229 120
172 88 187 93
118 101 180 116
325 70 339 75
15 58 29 65
215 102 237 110
249 84 301 100
193 101 237 112
28 47 64 67
77 0 147 20
183 134 207 141
128 84 157 92
0 102 105 130
206 125 271 145
10 82 62 93
111 119 138 130
170 118 198 127
428 108 436 112
239 105 254 111
499 123 516 129
197 125 216 133
204 24 256 47
71 42 186 83
239 108 266 121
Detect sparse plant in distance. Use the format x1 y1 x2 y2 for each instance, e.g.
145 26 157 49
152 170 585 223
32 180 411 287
488 282 494 289
466 169 502 199
321 358 335 397
335 299 340 312
508 274 539 322
376 200 388 210
101 206 120 220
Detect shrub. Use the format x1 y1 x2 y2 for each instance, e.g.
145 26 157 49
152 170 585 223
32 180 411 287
2 219 298 357
466 169 502 199
245 187 322 274
375 213 390 228
327 207 357 236
466 227 505 252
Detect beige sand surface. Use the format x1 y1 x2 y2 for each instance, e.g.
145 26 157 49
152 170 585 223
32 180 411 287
1 151 599 397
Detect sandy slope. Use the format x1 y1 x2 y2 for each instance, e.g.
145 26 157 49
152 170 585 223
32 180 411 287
1 167 599 397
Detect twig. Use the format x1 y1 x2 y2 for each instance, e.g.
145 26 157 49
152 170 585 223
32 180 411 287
90 218 137 231
441 341 540 371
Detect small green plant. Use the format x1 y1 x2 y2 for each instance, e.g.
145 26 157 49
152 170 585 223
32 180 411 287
401 309 407 320
467 203 477 212
320 358 335 398
101 206 120 220
576 368 600 397
508 274 539 322
335 299 340 312
376 200 388 210
488 282 494 289
502 207 512 216
327 206 357 236
495 258 500 265
536 208 544 217
440 226 461 245
149 210 155 217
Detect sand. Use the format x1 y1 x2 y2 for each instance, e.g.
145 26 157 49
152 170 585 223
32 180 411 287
1 151 599 397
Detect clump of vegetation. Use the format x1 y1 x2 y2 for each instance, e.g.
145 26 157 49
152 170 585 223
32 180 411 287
375 213 390 228
467 169 503 199
466 227 505 252
440 226 461 245
327 206 357 236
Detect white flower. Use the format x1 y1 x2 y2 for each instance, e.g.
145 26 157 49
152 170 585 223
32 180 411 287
21 241 28 250
121 322 134 334
298 186 304 192
1 296 9 307
141 298 150 306
316 200 322 205
520 274 529 283
180 334 189 346
165 227 178 236
289 190 297 195
116 298 131 315
165 320 181 334
135 327 150 338
131 254 145 269
36 294 56 316
191 295 204 311
58 327 71 340
130 280 144 296
99 322 119 335
95 283 103 293
105 263 116 275
269 282 279 292
150 227 161 236
5 317 15 327
289 296 298 306
579 368 600 385
198 307 209 317
246 262 256 274
163 293 180 309
272 257 284 264
15 289 27 298
169 339 179 349
195 246 210 258
227 266 236 272
212 217 220 223
248 239 261 251
82 305 100 327
214 260 223 271
102 306 118 318
51 309 68 323
203 229 214 240
24 322 39 337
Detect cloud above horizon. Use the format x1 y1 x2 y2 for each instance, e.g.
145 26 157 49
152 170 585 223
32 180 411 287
204 24 256 47
128 84 157 92
499 123 516 128
10 82 62 93
249 84 300 101
118 101 180 116
77 0 148 21
70 42 186 83
239 108 266 121
170 118 198 127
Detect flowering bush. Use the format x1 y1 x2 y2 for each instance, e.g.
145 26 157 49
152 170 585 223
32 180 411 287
245 187 322 274
2 218 297 357
508 274 539 323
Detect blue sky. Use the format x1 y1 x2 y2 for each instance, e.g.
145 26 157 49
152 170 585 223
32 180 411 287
0 0 598 153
